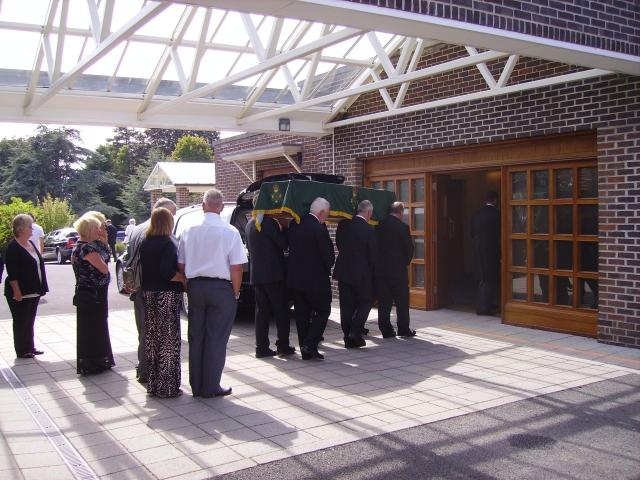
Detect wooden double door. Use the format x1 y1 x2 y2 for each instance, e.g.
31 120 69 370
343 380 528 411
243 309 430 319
368 160 598 337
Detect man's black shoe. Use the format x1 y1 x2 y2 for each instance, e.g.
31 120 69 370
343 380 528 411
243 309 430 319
397 329 417 338
277 346 296 356
301 346 324 360
381 330 397 339
32 349 45 355
256 348 277 358
202 387 232 398
345 334 366 348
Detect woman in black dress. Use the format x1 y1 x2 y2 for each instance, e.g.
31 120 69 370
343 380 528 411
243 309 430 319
139 207 186 398
72 213 114 375
4 214 48 358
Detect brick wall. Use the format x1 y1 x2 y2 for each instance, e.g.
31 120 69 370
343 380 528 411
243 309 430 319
175 186 191 209
341 0 640 56
317 70 639 348
213 3 640 348
213 133 322 202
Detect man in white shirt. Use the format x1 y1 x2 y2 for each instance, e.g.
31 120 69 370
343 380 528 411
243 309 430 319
28 214 45 253
124 218 136 243
178 188 247 398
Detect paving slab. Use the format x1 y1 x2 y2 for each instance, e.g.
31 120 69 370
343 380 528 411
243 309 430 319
0 306 638 479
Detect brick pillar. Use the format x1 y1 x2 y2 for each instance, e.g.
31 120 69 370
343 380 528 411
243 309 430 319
149 189 162 209
176 186 190 208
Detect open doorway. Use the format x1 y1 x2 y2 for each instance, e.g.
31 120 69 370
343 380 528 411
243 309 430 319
434 169 501 312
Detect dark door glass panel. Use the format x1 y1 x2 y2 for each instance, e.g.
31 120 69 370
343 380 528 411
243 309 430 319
512 240 527 267
533 274 549 303
413 207 425 231
413 236 424 260
370 181 380 189
555 276 573 306
555 205 573 234
412 178 424 202
556 241 573 270
511 206 527 233
398 180 409 202
578 167 597 198
579 278 598 309
579 242 598 272
412 264 425 288
533 240 549 268
403 208 410 224
555 168 573 198
383 180 394 192
511 273 527 301
579 205 597 235
533 170 549 199
511 172 527 199
533 206 549 234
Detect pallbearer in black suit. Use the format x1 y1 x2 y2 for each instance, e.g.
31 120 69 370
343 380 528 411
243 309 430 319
375 201 415 338
333 200 377 349
287 197 335 360
471 191 501 315
246 208 295 358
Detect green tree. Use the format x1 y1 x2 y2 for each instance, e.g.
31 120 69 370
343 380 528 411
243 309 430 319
171 135 213 162
145 128 219 156
0 197 39 251
119 150 162 223
38 194 75 233
1 125 88 202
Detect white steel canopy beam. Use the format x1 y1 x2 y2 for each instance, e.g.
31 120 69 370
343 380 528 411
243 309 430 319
325 68 611 129
179 0 640 75
24 1 170 115
140 26 363 119
238 49 509 125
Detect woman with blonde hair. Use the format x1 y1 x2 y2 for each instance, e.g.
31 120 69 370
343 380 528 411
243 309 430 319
4 214 48 358
72 213 114 374
139 207 186 397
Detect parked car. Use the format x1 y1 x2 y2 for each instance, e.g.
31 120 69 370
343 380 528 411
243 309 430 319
116 230 125 243
115 172 346 315
42 227 78 264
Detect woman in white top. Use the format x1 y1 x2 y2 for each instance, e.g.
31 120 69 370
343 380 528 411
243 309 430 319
3 214 49 358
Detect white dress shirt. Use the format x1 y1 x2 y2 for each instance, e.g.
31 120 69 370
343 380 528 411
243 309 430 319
29 223 44 250
177 212 247 280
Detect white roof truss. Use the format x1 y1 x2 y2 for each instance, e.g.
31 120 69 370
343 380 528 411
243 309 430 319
0 0 635 135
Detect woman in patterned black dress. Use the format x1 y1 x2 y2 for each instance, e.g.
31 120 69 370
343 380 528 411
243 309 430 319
139 208 186 398
72 213 114 375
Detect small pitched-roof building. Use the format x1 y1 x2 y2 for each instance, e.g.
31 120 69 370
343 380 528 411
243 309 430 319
143 162 216 208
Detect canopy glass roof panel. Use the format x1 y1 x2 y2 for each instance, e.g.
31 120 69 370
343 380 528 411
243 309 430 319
0 0 631 135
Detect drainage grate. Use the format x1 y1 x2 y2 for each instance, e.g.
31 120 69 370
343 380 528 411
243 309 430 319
0 356 98 480
508 433 557 449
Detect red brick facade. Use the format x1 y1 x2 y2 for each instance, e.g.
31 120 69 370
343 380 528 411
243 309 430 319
341 0 639 56
214 3 639 348
214 134 322 202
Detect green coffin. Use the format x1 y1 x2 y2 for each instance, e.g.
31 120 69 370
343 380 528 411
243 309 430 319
253 180 397 226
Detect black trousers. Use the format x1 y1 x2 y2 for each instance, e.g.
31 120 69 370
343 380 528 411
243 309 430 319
376 276 410 333
338 282 372 338
293 288 330 351
109 242 117 262
254 281 291 351
7 296 40 356
476 279 499 314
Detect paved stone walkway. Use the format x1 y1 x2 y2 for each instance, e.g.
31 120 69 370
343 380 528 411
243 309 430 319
1 307 638 479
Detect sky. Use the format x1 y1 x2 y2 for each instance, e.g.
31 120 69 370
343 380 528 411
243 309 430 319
0 122 242 150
